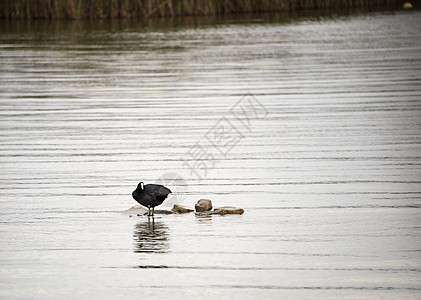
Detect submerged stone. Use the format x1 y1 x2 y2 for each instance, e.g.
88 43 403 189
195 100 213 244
121 205 173 216
121 205 147 217
213 206 244 215
172 204 194 214
153 209 174 215
195 199 213 212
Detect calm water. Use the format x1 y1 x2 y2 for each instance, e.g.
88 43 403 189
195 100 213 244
1 9 421 299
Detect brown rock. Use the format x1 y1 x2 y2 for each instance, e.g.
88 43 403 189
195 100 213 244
172 204 194 214
213 206 244 215
403 2 413 9
195 211 213 216
153 209 174 215
195 199 213 212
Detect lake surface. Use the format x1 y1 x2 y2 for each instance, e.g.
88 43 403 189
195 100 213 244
1 8 421 299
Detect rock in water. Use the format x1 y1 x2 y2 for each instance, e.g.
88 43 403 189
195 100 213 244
172 204 194 214
213 206 244 215
403 2 413 9
153 209 174 215
121 205 148 217
195 199 213 212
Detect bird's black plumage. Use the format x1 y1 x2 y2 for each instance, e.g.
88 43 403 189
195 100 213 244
132 182 171 216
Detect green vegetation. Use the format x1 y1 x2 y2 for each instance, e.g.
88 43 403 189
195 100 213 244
0 0 414 19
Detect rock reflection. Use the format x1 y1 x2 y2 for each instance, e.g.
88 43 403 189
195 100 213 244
133 217 169 253
195 213 213 224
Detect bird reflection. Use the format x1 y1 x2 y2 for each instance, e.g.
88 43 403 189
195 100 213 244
133 217 169 253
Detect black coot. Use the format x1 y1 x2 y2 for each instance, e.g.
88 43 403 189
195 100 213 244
132 182 172 216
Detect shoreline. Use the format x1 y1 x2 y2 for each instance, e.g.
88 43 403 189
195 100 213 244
0 0 417 20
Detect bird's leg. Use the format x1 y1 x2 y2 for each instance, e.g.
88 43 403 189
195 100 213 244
152 207 155 216
147 205 151 216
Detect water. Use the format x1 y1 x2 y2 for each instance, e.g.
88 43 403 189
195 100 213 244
1 9 421 299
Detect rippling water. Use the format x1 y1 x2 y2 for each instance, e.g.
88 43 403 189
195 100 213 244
1 9 421 299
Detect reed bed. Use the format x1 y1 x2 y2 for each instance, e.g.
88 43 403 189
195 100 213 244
0 0 415 19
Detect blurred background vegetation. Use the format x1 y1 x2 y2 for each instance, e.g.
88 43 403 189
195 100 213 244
0 0 417 19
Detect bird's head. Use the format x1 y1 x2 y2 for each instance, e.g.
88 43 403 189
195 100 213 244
137 182 144 191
